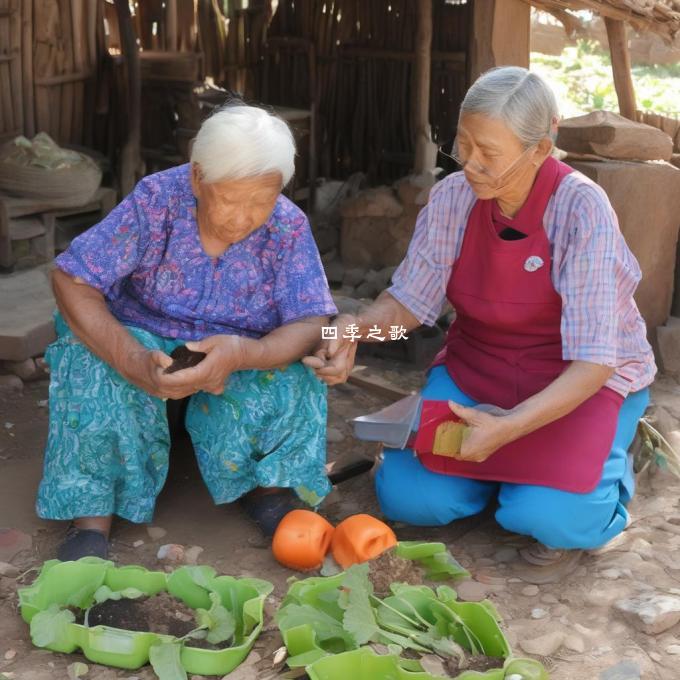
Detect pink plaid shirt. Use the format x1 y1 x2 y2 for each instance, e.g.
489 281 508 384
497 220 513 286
388 170 656 397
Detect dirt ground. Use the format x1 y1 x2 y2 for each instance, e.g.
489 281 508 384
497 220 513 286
1 359 680 679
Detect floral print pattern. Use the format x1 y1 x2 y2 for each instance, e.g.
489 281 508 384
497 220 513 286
36 315 331 523
55 164 337 340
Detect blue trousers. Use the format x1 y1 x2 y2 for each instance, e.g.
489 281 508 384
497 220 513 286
376 366 649 550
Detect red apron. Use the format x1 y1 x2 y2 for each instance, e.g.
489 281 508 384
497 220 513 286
418 157 623 493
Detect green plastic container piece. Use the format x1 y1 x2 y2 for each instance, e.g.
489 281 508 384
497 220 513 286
278 574 510 667
18 557 273 676
306 648 550 680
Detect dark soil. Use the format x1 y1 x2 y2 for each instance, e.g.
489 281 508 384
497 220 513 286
447 655 505 675
164 346 206 374
184 637 233 651
79 592 197 637
368 548 425 597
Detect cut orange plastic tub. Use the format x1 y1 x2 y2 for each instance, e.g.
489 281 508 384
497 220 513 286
331 514 397 569
272 509 335 571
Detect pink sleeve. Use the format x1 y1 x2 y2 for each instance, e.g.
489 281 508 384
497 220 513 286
556 185 634 366
387 176 469 326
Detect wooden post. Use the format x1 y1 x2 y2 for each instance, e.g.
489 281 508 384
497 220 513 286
469 0 530 83
114 0 143 194
166 0 178 51
604 17 637 121
413 0 434 175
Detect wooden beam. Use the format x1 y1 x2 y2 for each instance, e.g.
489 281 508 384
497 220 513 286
413 0 434 175
605 17 637 121
469 0 530 83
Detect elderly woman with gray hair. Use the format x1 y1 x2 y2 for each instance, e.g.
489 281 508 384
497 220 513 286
38 104 337 560
306 67 656 569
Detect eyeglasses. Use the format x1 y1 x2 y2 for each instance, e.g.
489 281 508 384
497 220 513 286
441 140 537 180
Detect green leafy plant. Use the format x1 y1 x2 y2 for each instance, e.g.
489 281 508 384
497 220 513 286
277 561 510 671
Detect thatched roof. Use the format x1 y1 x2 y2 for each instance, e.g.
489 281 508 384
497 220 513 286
525 0 680 40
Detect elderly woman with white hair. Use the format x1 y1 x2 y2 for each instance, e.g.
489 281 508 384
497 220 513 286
38 103 337 560
306 67 656 569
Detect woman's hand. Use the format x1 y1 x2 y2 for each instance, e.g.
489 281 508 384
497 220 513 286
161 335 246 395
122 348 199 399
302 314 359 385
447 401 519 463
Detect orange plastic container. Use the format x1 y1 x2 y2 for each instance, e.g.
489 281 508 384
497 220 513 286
272 509 335 571
331 514 397 569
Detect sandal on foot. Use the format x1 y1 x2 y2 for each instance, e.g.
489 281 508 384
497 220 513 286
239 490 297 538
514 543 583 585
57 525 109 561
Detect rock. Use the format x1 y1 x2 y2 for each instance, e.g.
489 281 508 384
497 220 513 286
569 159 680 330
184 545 204 565
600 568 629 580
599 660 641 680
455 580 488 602
558 111 673 161
324 259 345 285
628 537 654 560
157 544 185 564
343 267 368 288
147 526 167 541
615 591 680 634
2 357 38 381
519 629 565 656
541 594 559 604
4 649 16 660
0 561 20 577
521 585 539 597
564 634 585 653
0 527 32 562
341 186 403 219
531 607 548 619
666 644 680 654
133 540 144 548
326 427 345 443
493 547 518 563
475 570 506 586
354 280 381 299
657 318 680 374
0 268 56 362
0 374 23 395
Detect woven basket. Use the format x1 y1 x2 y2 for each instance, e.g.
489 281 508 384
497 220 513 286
0 134 102 205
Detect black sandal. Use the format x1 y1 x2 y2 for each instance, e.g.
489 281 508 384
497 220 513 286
57 525 109 561
239 490 297 538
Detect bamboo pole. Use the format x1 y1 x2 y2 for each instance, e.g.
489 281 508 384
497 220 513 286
413 0 434 175
114 0 143 195
71 0 85 144
604 17 637 121
21 0 34 137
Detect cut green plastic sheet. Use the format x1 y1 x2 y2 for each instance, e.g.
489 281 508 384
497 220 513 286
278 569 511 668
395 542 470 581
306 648 550 680
18 557 273 676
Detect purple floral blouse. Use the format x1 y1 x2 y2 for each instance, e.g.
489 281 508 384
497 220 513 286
55 164 337 340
